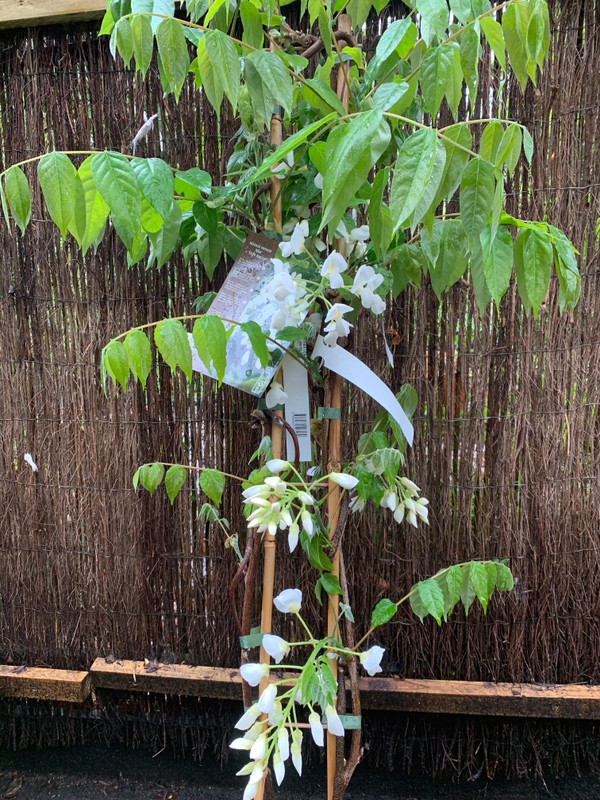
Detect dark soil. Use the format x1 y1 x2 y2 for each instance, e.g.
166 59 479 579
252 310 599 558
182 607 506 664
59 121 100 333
1 746 600 800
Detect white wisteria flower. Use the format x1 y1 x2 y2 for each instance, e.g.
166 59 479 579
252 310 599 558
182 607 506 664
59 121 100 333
349 495 365 513
262 634 290 663
272 751 285 785
270 150 294 179
350 224 370 242
257 683 277 714
288 522 300 553
291 728 303 775
274 588 302 614
323 303 353 346
243 781 259 800
309 710 324 746
320 251 347 290
325 704 345 737
240 662 269 687
329 472 359 490
266 458 290 473
359 645 385 676
351 265 385 314
235 704 262 731
265 381 288 408
279 220 308 257
277 727 290 761
249 733 267 761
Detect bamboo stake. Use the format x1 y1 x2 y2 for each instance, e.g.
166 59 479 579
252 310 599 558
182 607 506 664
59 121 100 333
327 15 352 800
254 88 284 800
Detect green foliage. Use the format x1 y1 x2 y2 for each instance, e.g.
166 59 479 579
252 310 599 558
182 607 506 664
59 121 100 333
409 561 514 624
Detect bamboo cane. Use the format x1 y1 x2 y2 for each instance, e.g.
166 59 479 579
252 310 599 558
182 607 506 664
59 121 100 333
254 85 284 800
326 16 352 800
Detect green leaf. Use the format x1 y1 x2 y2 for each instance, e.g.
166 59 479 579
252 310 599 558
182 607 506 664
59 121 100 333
154 319 193 379
460 567 476 615
142 462 165 497
198 30 240 116
429 220 468 298
132 158 175 220
318 573 342 598
444 46 464 118
420 44 455 117
480 16 505 70
148 201 182 268
460 156 495 241
165 464 187 504
502 0 531 91
470 238 492 312
449 0 470 25
301 77 346 117
156 17 189 100
240 0 264 49
480 224 513 307
469 561 489 612
174 167 212 198
38 153 77 239
522 226 553 317
68 156 109 254
321 110 390 233
367 19 417 81
515 127 532 167
549 224 580 310
417 0 448 41
275 326 309 342
496 123 522 177
417 578 445 624
370 598 397 629
192 314 228 385
305 533 334 572
114 17 134 65
445 565 464 614
4 165 31 235
240 321 270 368
479 120 504 163
371 81 413 112
496 563 514 591
432 124 472 208
459 25 479 99
124 328 152 387
390 128 444 232
513 227 531 313
91 151 141 237
131 13 153 77
103 340 130 391
369 167 393 259
246 50 293 117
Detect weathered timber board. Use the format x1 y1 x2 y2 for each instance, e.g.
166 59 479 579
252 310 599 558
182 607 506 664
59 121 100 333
0 665 91 702
357 678 600 719
0 0 106 30
90 659 244 698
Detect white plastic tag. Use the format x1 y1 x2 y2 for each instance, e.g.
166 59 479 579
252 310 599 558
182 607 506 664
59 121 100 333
311 336 414 446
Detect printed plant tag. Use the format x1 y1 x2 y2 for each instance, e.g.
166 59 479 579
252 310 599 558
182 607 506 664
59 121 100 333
189 233 308 396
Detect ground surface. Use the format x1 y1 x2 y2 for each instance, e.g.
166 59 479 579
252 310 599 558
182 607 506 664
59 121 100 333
1 746 600 799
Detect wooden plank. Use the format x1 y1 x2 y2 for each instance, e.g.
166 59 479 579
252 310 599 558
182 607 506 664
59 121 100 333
90 659 244 699
0 0 106 30
0 665 91 702
357 678 600 719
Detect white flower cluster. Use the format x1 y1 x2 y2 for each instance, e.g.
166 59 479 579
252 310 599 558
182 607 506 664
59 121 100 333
231 589 386 798
259 220 388 351
242 462 358 552
380 477 429 526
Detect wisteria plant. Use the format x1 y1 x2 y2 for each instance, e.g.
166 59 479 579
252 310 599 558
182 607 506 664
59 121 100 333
0 0 579 795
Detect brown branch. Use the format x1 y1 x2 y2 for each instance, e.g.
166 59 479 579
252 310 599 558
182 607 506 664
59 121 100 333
301 30 357 60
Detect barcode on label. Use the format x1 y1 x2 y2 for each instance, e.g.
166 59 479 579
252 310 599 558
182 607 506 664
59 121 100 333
292 413 308 438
